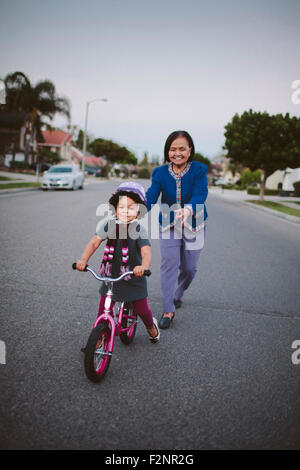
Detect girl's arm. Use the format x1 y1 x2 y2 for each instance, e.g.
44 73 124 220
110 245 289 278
76 235 102 271
133 245 152 276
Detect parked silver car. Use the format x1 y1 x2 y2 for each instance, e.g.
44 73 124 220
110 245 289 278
42 164 84 190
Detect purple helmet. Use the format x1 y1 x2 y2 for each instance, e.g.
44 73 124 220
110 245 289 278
115 181 146 204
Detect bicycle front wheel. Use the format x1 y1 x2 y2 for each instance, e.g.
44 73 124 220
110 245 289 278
84 324 112 382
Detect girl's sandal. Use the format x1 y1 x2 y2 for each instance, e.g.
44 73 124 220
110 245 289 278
147 317 160 343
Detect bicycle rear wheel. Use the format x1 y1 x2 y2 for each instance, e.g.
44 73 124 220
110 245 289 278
84 323 112 382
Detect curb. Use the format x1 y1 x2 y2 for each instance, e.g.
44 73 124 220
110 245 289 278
242 201 300 225
0 183 92 195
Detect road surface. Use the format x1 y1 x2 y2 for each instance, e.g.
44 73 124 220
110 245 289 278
0 181 300 449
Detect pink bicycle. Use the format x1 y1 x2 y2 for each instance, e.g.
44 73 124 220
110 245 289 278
72 263 151 383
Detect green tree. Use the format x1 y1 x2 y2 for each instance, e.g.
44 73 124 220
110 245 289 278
89 138 137 164
194 152 211 168
38 148 62 165
4 71 70 162
226 160 244 178
138 167 150 179
140 152 149 166
151 155 160 165
223 109 300 200
240 169 262 189
75 129 89 150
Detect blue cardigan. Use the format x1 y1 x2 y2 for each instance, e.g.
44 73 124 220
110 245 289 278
146 161 208 231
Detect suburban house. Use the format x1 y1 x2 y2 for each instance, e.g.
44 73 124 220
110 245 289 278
266 168 300 191
282 168 300 191
0 111 40 166
39 129 73 160
71 146 105 168
38 130 108 171
265 170 285 190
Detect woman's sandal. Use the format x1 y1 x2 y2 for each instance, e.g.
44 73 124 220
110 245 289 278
159 312 175 329
174 298 183 309
147 317 160 343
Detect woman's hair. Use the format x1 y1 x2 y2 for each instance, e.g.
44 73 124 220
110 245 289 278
164 130 195 162
109 190 147 217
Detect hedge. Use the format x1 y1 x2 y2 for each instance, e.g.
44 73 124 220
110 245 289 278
247 188 280 196
138 168 150 179
9 161 31 170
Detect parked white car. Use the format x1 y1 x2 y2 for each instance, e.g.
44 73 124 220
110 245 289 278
42 164 84 190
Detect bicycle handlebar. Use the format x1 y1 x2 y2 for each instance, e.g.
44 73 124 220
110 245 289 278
72 262 151 282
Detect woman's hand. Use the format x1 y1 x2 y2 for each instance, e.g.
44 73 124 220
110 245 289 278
174 207 192 226
76 259 88 271
133 265 146 277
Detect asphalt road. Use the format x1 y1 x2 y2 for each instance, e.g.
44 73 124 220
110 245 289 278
0 181 300 450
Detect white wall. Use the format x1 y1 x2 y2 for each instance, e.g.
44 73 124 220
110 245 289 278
266 170 284 190
282 168 300 191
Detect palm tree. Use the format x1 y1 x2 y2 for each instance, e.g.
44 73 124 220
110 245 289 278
4 71 71 162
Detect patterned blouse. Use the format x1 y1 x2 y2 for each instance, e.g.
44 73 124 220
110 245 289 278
146 160 208 232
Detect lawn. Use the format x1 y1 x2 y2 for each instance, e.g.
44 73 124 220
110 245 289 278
245 200 300 218
0 176 22 181
0 182 41 190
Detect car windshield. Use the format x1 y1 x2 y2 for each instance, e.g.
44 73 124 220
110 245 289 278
48 167 73 173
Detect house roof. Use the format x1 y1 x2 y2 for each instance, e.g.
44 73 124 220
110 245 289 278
86 156 104 167
71 146 104 167
41 130 73 146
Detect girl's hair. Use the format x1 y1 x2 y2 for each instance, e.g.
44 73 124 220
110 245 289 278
109 190 147 217
164 130 195 162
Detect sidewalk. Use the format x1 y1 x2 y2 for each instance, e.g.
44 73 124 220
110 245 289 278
208 187 300 225
0 170 42 195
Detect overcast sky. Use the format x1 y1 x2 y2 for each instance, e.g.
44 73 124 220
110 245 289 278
1 0 300 161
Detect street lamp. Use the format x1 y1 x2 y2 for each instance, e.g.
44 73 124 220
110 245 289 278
82 98 108 175
0 79 6 105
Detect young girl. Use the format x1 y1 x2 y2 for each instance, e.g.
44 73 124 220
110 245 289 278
76 182 160 343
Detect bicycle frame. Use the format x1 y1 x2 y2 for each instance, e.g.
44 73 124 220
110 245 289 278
91 277 137 355
72 264 150 358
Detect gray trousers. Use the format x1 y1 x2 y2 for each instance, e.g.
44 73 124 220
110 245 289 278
159 226 206 313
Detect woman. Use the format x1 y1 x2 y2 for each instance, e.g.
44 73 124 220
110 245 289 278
146 130 208 329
